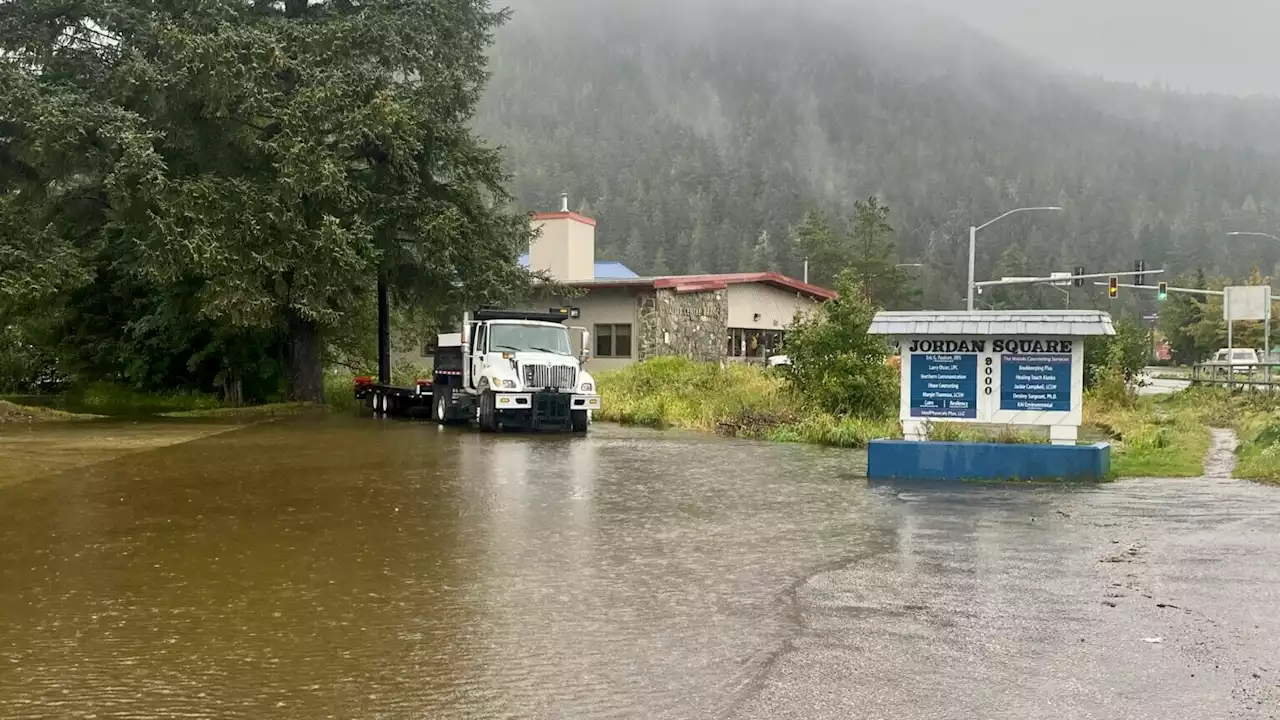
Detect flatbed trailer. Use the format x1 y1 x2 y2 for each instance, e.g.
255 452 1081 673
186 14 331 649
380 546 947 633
354 375 589 431
354 377 435 418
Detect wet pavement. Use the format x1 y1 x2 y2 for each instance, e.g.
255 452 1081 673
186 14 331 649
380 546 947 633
0 418 1277 719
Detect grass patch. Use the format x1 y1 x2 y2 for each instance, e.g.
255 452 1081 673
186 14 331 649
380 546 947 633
1233 417 1280 485
596 357 798 432
159 403 318 419
763 413 901 448
0 399 102 423
1084 393 1210 478
596 357 898 449
58 382 224 416
1172 388 1280 484
926 422 1045 444
11 373 373 419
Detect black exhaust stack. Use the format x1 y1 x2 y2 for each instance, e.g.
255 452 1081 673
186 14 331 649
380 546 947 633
377 276 390 385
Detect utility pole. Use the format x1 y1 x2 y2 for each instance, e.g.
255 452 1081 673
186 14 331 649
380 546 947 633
966 206 1064 310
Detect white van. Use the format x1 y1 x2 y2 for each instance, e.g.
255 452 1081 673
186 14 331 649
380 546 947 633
1210 348 1259 370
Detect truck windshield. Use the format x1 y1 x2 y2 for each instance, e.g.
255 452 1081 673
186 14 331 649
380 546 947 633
489 324 572 355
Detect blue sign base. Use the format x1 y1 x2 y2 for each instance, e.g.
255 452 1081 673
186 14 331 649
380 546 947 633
868 440 1111 482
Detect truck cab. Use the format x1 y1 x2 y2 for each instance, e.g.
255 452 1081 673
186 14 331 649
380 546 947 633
432 309 600 432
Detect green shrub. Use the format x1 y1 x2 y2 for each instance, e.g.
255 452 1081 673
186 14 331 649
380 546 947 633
1084 317 1149 391
324 372 363 413
780 270 898 418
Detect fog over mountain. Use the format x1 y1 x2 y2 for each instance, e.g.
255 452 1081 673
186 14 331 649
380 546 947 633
908 0 1280 98
479 0 1280 311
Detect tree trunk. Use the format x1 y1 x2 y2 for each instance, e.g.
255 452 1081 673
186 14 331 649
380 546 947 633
286 311 325 404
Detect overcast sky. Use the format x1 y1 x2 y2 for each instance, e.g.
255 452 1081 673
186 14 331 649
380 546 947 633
907 0 1280 97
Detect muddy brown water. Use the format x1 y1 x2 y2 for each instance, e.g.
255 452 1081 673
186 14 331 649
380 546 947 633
1 417 1277 719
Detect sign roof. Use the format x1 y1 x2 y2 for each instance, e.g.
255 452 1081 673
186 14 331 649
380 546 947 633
869 310 1115 337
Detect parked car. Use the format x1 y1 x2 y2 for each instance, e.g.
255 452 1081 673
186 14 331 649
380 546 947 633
1209 348 1259 366
1208 348 1260 377
766 354 791 367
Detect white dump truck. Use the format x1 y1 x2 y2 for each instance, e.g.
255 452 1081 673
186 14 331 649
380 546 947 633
357 308 601 432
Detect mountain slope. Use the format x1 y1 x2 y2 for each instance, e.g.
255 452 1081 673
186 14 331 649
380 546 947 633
477 0 1280 311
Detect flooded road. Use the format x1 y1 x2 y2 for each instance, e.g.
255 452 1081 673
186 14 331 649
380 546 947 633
1 418 1277 719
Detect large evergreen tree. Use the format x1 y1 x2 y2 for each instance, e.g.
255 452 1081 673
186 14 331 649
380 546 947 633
0 0 533 401
844 197 919 311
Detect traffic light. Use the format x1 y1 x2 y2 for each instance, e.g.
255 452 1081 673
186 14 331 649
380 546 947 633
1133 260 1146 286
1108 276 1118 299
1158 282 1168 301
1073 266 1085 288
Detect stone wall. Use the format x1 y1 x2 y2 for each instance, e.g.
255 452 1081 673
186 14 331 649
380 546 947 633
637 288 729 362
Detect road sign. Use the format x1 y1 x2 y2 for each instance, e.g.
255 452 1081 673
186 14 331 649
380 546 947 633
1050 271 1073 288
1224 286 1270 321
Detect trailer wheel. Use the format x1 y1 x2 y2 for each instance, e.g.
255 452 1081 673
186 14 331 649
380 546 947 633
571 409 589 433
478 383 498 433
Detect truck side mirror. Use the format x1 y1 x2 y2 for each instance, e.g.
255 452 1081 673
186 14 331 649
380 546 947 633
581 330 591 361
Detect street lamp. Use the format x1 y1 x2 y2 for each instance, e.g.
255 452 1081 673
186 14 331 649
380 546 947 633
967 206 1064 310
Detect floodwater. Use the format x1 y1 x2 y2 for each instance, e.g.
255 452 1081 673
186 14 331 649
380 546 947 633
0 418 1277 719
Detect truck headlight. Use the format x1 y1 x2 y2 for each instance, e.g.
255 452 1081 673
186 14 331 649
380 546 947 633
499 379 518 389
580 382 594 392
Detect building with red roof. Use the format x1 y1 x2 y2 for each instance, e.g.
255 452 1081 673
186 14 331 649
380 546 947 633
518 197 834 371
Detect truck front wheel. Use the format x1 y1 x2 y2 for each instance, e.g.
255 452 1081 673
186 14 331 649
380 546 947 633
478 387 498 432
571 409 589 433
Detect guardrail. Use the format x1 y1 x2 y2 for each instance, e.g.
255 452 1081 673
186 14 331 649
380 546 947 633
1191 361 1280 389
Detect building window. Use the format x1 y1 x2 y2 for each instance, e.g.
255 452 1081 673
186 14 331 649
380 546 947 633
595 324 632 358
727 328 784 359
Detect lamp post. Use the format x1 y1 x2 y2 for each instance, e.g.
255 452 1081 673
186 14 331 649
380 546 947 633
1226 231 1280 368
967 206 1064 310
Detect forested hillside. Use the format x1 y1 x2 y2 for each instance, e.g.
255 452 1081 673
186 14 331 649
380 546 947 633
477 0 1280 312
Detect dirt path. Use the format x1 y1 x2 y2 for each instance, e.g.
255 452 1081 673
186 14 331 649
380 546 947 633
1203 428 1238 479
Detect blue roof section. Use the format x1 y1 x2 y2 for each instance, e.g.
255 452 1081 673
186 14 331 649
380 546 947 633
593 261 640 279
518 253 639 279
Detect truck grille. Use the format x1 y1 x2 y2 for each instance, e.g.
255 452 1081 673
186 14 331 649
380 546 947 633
524 364 577 390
